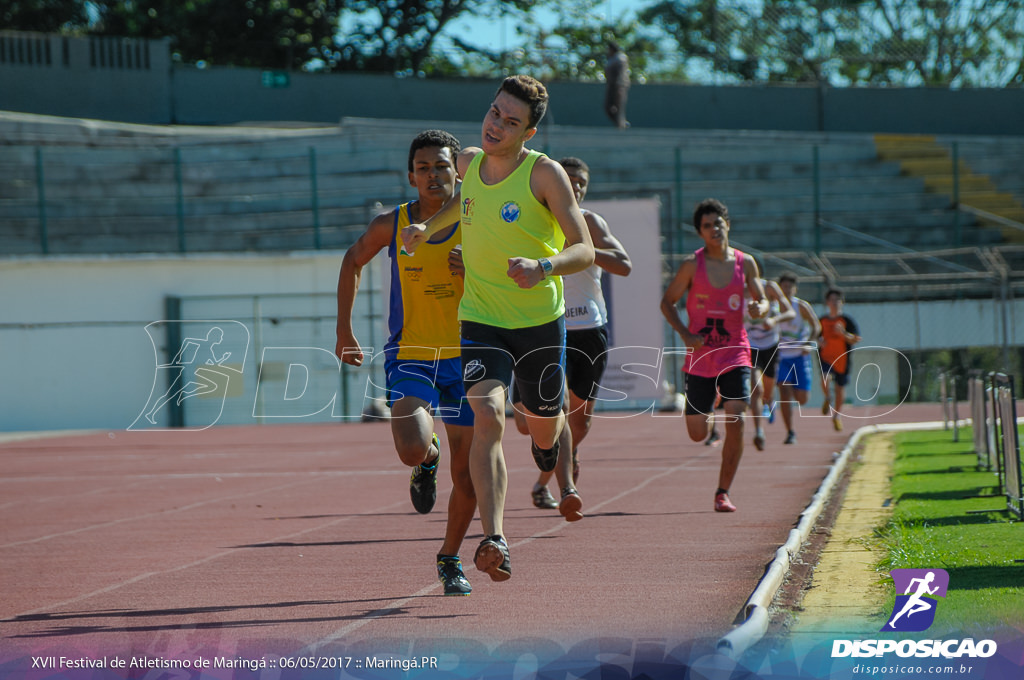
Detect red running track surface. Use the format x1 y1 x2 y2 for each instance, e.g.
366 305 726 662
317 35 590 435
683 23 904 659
1 403 944 673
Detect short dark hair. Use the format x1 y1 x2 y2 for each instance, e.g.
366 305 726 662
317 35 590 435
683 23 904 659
408 129 461 173
825 287 844 301
778 271 799 285
497 75 549 129
558 156 590 174
692 198 729 233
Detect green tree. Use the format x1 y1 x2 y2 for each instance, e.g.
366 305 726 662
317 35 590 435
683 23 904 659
89 1 342 70
840 0 1024 87
1 0 89 32
334 0 542 75
638 0 1024 87
501 1 661 83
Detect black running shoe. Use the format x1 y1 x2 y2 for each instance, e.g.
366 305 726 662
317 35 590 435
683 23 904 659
705 427 721 447
530 439 559 472
474 535 511 582
436 555 472 596
559 486 583 522
409 433 440 514
531 486 558 509
783 430 797 445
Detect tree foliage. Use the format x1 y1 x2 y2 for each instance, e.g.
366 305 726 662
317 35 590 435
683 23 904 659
3 0 1021 86
88 1 342 70
332 0 541 75
638 0 1024 87
842 0 1024 87
1 0 89 33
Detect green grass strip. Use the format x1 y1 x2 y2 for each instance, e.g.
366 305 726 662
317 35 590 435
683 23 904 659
873 427 1024 636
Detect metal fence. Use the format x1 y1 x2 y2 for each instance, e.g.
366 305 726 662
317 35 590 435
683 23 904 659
969 371 1024 519
993 374 1024 519
162 291 387 428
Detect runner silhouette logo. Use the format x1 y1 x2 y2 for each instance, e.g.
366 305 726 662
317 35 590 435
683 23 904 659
882 568 949 632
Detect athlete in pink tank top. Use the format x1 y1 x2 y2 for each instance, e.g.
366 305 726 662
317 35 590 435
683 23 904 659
660 198 768 514
684 248 752 378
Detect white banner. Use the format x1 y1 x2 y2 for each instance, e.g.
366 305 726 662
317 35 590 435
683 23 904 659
585 198 667 410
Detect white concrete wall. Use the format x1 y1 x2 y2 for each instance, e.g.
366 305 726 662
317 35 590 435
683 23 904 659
808 298 1022 406
0 252 349 431
846 298 1022 352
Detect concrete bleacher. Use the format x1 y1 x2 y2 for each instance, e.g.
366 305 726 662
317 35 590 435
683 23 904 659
0 112 1014 258
876 133 1024 241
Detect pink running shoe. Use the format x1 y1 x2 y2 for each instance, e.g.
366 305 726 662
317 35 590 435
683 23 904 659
714 491 737 513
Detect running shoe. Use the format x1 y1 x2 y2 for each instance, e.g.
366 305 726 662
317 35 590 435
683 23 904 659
531 485 558 509
783 430 797 445
705 427 721 447
572 448 580 483
474 535 511 582
436 555 472 596
833 415 843 431
530 439 559 472
753 430 766 451
409 433 440 514
821 400 831 415
559 487 584 522
714 491 737 513
767 402 776 424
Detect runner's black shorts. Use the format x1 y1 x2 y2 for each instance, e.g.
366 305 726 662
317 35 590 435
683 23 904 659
565 325 609 401
461 317 565 417
684 366 752 416
750 343 779 380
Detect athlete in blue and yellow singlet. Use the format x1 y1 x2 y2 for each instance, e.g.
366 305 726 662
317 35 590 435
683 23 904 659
386 201 463 361
335 130 476 596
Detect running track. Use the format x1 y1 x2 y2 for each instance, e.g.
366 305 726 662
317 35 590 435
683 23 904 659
1 403 943 678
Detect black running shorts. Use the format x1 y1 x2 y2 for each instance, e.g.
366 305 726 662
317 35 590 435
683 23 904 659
461 317 566 417
565 325 610 401
684 366 752 416
750 344 779 380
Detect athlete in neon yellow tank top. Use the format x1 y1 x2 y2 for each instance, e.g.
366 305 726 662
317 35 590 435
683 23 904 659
399 76 595 583
459 150 564 328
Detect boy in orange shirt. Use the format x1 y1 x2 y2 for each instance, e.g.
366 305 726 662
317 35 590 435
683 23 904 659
818 287 862 431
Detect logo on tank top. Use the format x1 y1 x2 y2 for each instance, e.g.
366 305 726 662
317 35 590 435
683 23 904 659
462 197 475 219
698 318 730 347
729 293 742 311
500 201 521 223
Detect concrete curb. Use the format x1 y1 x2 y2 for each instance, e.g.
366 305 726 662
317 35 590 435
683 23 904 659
715 419 956 660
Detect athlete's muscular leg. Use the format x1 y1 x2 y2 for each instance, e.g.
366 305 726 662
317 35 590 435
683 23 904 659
719 399 747 491
466 380 508 538
389 396 437 467
439 423 476 557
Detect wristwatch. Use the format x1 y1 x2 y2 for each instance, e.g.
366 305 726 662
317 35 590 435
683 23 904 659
538 257 553 277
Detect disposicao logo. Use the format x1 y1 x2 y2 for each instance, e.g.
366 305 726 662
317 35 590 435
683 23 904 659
883 568 949 632
831 568 998 659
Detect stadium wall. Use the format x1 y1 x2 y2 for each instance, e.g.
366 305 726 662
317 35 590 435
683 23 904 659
2 32 1022 135
2 255 1021 431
